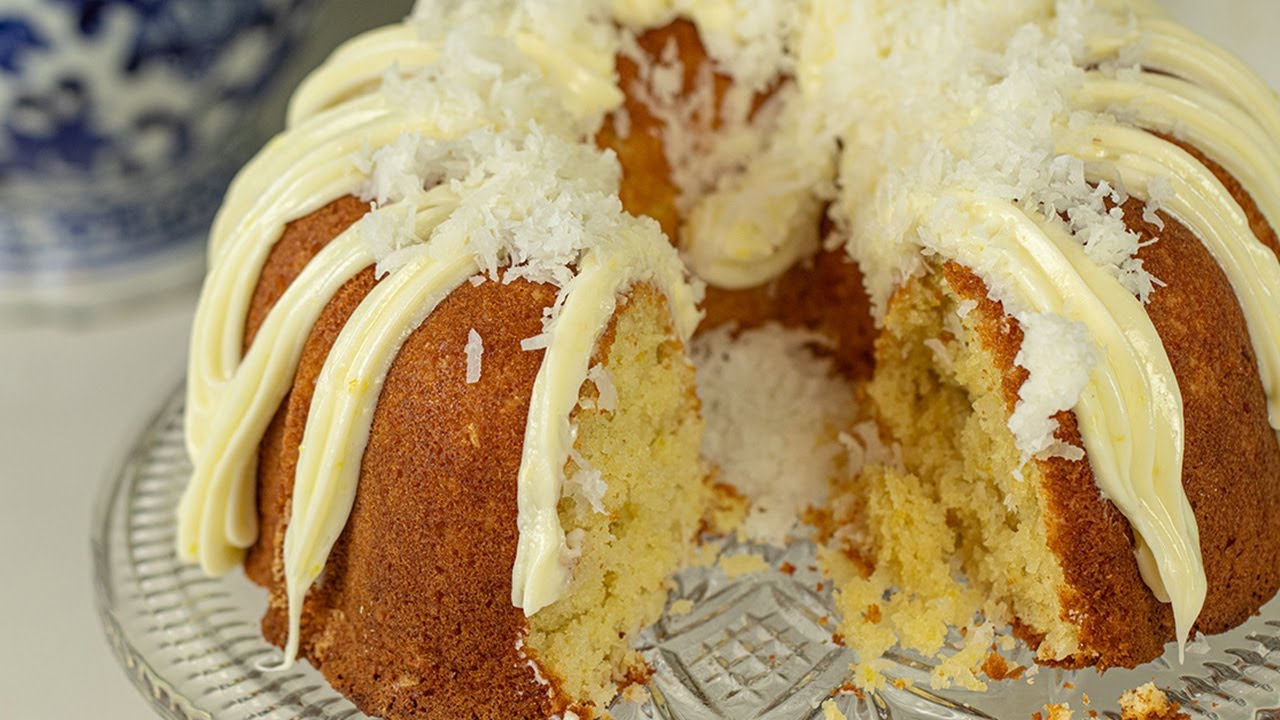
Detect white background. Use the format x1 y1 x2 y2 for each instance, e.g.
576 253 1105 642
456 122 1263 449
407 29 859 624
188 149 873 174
1 1 1277 718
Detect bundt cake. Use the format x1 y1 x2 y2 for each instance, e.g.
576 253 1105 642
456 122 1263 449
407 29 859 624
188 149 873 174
176 0 1280 717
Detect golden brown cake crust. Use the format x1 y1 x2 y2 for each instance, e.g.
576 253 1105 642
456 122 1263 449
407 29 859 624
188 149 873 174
942 190 1280 668
242 194 373 352
243 195 371 588
597 18 741 243
242 196 568 720
701 244 877 380
601 21 875 377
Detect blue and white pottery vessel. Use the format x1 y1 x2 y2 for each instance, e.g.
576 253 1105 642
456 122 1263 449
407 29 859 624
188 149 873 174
0 0 317 319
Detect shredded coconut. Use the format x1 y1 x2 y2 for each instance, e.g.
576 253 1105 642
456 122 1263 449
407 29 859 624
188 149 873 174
1142 174 1175 231
1008 312 1098 462
674 0 805 93
464 329 484 384
520 333 551 352
585 363 617 413
835 1 1163 311
692 323 859 543
356 124 628 287
567 435 608 515
407 0 619 133
621 29 738 212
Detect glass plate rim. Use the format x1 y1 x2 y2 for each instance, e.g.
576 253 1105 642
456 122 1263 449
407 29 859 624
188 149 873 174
92 385 1280 720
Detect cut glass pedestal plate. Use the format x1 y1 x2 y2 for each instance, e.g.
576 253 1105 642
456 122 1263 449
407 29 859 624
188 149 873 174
94 388 1280 720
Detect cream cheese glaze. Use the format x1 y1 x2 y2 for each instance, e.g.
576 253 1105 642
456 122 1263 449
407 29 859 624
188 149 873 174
1059 123 1280 430
286 21 623 128
1086 15 1280 144
928 194 1201 652
177 0 1280 668
1075 72 1280 236
177 230 372 573
512 225 702 615
182 1 628 571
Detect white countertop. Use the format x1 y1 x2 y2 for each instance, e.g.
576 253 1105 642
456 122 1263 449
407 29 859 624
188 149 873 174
1 1 1277 717
1 298 195 718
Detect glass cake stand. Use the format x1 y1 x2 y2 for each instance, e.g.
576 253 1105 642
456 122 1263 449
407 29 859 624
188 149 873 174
93 387 1280 720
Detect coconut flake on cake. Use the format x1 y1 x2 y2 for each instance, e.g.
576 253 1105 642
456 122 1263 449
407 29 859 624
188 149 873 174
691 323 859 544
817 2 1165 472
1008 312 1098 462
617 3 819 224
585 363 617 413
837 1 1161 313
344 4 633 283
567 438 608 515
465 329 484 384
673 0 805 93
408 0 622 132
619 28 728 213
380 24 582 140
1142 174 1175 231
352 200 427 279
353 122 628 288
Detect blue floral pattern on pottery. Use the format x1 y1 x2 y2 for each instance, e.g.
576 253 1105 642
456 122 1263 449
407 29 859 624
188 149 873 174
0 16 48 72
0 0 316 281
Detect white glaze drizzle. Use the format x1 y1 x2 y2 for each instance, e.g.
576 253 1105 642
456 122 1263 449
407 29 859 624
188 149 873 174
182 0 628 555
1087 17 1280 144
287 25 439 125
186 99 447 459
1059 122 1280 430
511 222 701 614
280 226 477 665
1076 72 1280 238
287 17 622 129
929 194 1202 652
177 230 372 572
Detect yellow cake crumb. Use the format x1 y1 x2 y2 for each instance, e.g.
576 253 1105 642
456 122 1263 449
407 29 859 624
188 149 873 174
828 462 989 689
691 539 722 568
1119 683 1188 720
1035 703 1073 720
526 287 707 710
720 552 769 578
619 682 649 704
980 649 1024 681
668 598 695 616
932 623 994 690
825 268 1088 691
821 698 849 720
